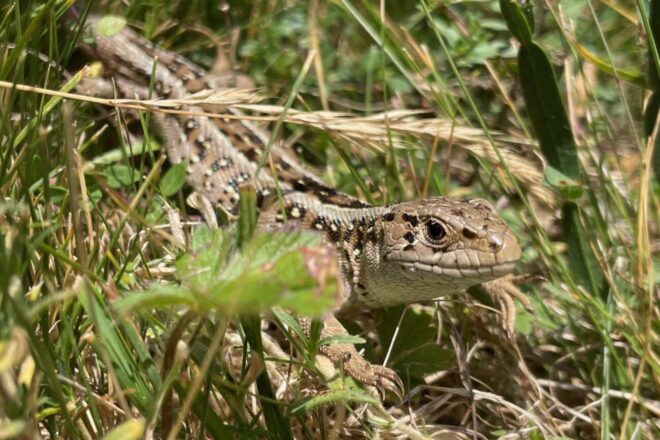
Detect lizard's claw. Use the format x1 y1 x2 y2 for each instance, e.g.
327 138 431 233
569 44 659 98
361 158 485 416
372 365 405 400
341 353 404 399
480 273 539 336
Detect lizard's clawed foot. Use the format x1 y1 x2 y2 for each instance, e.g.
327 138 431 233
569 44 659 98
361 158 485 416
301 316 404 399
480 273 540 336
338 350 404 399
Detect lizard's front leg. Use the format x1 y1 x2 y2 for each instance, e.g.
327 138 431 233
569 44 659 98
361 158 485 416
477 273 536 335
298 316 403 398
259 201 404 397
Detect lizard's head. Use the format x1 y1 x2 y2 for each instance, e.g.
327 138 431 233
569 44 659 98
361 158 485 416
361 197 521 306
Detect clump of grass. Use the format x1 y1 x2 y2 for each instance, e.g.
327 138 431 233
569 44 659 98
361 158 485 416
0 1 657 439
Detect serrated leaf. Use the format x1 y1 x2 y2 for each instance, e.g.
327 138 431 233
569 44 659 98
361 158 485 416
160 162 187 196
176 228 337 315
116 225 338 316
205 247 336 314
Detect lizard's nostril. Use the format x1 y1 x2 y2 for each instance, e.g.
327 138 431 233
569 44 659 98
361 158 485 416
488 234 504 251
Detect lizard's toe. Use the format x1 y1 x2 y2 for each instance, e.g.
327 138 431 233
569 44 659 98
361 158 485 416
370 364 404 399
342 352 404 399
481 273 539 336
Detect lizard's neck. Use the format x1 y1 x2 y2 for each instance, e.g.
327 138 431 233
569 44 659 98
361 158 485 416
259 192 386 237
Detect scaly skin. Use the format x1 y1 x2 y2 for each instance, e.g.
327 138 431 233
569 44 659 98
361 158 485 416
78 18 528 397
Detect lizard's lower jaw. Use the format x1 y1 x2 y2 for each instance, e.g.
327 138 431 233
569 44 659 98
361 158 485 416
397 260 516 282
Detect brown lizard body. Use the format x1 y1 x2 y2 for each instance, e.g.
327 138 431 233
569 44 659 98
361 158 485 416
79 19 527 395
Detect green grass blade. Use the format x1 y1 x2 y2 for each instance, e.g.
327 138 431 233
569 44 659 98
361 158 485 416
503 6 604 296
517 43 579 179
643 0 660 179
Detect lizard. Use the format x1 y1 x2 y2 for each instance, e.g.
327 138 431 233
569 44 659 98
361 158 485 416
75 16 530 397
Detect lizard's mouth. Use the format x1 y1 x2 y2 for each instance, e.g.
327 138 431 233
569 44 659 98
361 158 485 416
386 228 521 282
397 260 517 281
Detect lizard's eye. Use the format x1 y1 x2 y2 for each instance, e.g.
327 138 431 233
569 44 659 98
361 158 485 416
424 219 446 242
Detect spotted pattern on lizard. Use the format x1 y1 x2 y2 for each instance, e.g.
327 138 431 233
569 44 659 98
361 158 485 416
89 25 369 214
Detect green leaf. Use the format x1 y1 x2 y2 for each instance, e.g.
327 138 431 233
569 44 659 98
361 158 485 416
517 42 603 295
101 419 145 440
272 307 305 340
647 0 660 91
241 313 292 440
514 306 534 335
375 306 452 380
103 164 142 189
391 344 452 379
190 224 219 253
319 334 366 347
159 162 187 197
544 166 583 201
289 389 377 416
238 186 258 246
518 43 580 179
561 204 604 296
646 0 660 180
644 92 660 138
78 288 156 411
112 284 197 313
650 98 660 182
96 15 127 37
376 306 436 355
202 245 336 314
42 186 69 204
499 0 534 45
573 41 645 87
0 419 26 439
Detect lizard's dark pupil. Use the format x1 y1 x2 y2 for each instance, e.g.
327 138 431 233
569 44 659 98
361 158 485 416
426 220 445 240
